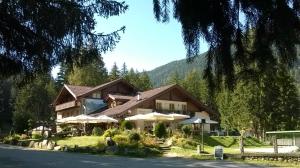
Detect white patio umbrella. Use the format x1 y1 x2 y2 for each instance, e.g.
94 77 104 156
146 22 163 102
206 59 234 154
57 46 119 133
179 116 218 124
65 114 97 134
94 115 118 123
67 114 96 123
56 116 77 123
125 114 146 121
32 126 51 131
179 116 218 153
142 112 171 121
167 113 190 120
141 112 173 135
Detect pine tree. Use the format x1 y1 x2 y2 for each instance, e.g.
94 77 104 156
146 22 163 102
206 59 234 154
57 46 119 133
1 0 128 78
55 63 68 90
275 65 300 130
259 64 300 131
0 79 15 127
67 48 108 86
165 71 182 85
109 62 120 81
120 62 128 77
182 69 204 100
13 74 57 133
136 71 152 91
153 1 299 89
68 62 108 87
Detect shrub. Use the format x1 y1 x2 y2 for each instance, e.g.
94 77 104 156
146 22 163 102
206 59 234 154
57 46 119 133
142 136 159 148
154 123 167 138
92 127 103 136
13 112 32 133
172 131 184 139
96 140 106 151
20 134 29 140
32 133 42 139
113 134 129 144
103 130 112 138
129 132 141 142
174 138 198 149
120 120 133 130
103 128 119 138
3 134 20 145
110 128 120 136
181 125 192 137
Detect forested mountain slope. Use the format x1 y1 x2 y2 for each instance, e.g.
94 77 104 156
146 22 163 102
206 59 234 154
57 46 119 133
147 52 207 87
148 50 300 88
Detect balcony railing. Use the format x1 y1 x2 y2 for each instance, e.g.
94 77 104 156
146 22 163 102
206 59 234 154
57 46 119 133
155 109 188 114
55 101 76 111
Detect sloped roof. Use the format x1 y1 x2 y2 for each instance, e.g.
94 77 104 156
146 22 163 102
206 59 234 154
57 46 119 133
65 85 93 97
91 84 175 117
53 85 93 105
53 78 137 105
77 78 138 98
108 94 134 101
92 84 214 117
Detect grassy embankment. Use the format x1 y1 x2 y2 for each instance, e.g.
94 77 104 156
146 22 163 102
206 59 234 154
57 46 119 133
171 135 299 167
170 135 267 157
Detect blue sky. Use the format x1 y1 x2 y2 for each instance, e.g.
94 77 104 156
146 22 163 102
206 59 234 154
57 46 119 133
52 0 208 77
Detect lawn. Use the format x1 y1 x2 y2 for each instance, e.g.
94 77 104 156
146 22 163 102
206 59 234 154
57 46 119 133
54 136 104 147
203 136 267 147
170 136 299 167
169 135 269 158
169 145 240 158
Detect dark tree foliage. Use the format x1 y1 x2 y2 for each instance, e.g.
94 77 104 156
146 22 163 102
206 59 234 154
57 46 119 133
0 0 127 79
0 79 15 126
153 0 300 89
109 62 120 81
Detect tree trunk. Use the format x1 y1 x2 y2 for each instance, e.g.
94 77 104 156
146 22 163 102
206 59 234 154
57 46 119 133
240 136 244 155
273 135 278 154
240 130 245 155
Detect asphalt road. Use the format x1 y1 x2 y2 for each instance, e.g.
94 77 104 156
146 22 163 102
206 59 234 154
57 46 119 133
0 144 264 168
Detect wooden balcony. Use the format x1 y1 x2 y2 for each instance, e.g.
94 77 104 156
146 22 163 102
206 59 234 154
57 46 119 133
55 101 76 111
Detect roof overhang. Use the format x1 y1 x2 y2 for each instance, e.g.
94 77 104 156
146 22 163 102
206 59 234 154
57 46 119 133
52 84 77 105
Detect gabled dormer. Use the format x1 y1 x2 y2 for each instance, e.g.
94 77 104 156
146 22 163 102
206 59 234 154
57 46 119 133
53 84 92 111
53 78 138 114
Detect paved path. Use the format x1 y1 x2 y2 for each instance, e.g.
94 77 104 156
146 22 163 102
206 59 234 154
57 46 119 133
0 144 263 168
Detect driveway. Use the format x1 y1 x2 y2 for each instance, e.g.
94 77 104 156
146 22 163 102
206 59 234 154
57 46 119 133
0 144 263 168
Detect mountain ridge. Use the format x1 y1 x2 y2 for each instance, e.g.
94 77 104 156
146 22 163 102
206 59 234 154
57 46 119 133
147 50 300 88
147 52 208 87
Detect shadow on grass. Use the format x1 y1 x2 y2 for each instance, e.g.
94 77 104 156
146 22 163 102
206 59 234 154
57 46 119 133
201 136 238 148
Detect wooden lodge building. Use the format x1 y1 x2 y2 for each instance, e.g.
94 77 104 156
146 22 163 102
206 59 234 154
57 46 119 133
53 78 215 131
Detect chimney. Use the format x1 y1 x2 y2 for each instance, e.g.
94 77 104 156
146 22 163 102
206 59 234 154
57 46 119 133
137 92 141 101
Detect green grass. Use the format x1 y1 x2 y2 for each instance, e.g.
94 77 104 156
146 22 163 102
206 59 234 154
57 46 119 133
52 135 161 157
202 136 267 147
54 136 103 147
170 145 240 157
170 136 268 158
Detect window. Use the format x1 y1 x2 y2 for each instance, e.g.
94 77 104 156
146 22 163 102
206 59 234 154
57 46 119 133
169 103 175 111
156 102 162 110
92 93 101 98
83 99 107 114
182 104 187 112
